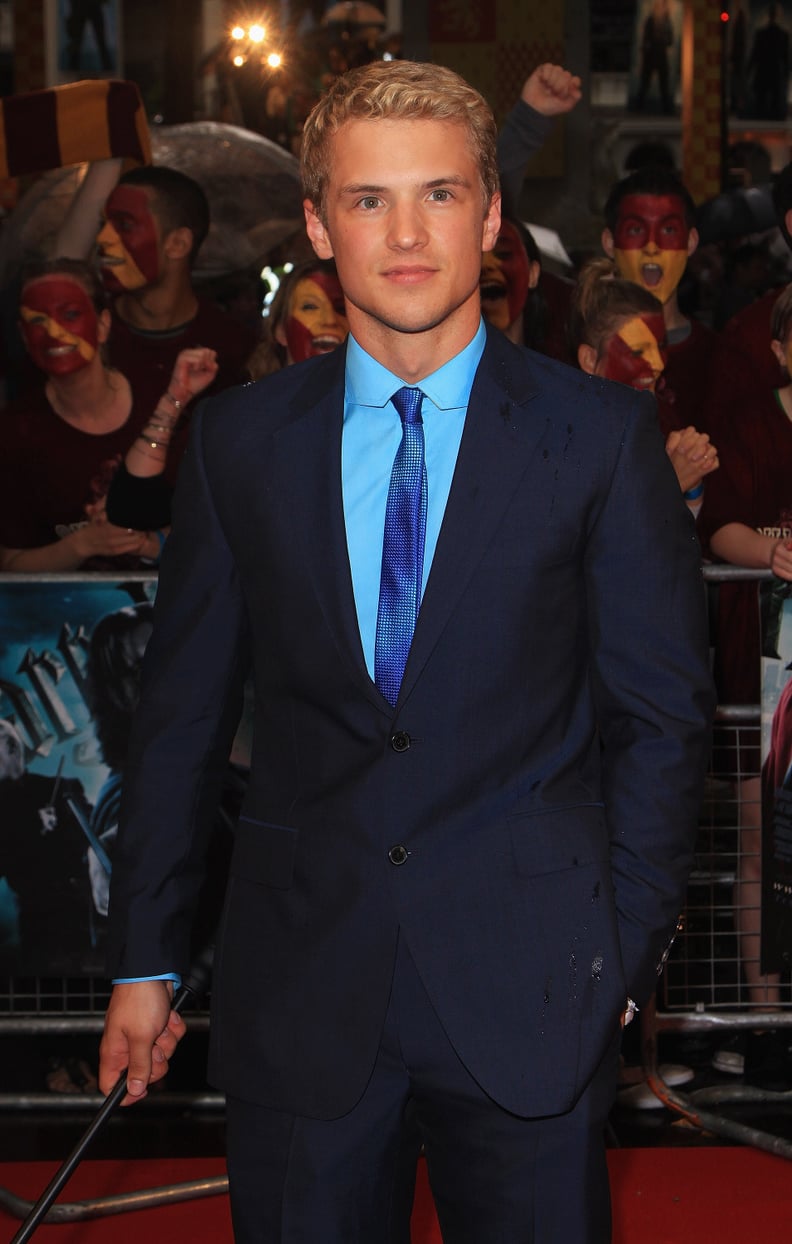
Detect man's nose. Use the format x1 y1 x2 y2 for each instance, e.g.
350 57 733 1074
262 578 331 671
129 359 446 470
387 202 427 249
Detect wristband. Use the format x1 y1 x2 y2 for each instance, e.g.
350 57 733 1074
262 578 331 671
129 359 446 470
683 482 704 501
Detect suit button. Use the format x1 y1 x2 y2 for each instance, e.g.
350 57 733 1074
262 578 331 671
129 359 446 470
388 844 409 866
390 731 411 752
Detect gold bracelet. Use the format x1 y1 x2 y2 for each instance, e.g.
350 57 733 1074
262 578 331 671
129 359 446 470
137 434 168 451
164 391 185 411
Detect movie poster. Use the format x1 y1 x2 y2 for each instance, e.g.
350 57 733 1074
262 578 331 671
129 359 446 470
760 579 792 972
728 1 790 121
627 0 684 116
54 0 122 79
0 575 248 978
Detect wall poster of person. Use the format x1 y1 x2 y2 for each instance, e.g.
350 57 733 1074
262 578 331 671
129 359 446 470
54 0 121 78
760 579 792 973
627 0 683 116
729 1 791 120
0 575 250 978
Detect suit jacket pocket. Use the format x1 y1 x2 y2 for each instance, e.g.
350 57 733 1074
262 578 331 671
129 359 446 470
508 804 609 878
232 815 298 889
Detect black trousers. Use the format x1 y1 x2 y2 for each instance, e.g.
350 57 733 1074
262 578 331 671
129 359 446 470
225 936 619 1243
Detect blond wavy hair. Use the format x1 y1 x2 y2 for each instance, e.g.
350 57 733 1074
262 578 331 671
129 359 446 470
301 60 499 222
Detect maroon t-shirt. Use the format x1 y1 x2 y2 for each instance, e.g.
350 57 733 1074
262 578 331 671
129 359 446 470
698 386 792 704
0 387 152 563
659 318 721 436
106 297 256 415
705 287 787 441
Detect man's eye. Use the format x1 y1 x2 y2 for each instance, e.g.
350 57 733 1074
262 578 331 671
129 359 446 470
359 196 380 210
430 189 451 202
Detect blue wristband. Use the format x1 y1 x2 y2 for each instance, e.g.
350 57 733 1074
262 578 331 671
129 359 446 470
683 483 704 501
154 529 167 557
112 973 182 987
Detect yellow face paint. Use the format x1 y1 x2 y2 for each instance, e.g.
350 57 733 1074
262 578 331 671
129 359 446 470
598 312 667 391
613 246 687 306
19 305 95 361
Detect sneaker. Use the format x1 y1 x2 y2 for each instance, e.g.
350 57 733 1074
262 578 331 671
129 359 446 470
711 1033 746 1076
616 1063 695 1110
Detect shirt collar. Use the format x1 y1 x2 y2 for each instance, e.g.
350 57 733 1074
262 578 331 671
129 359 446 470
345 319 487 412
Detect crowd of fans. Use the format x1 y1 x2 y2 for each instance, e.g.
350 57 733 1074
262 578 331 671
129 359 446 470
2 59 792 1093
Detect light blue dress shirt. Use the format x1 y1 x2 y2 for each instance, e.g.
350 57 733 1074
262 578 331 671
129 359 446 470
114 320 487 986
343 319 486 678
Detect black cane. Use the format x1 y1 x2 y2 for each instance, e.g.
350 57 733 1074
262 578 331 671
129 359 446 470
10 946 214 1244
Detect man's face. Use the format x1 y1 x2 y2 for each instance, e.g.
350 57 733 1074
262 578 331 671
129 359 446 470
97 184 161 292
479 219 534 331
281 270 349 362
19 275 99 376
0 721 25 782
608 193 693 305
598 312 667 391
304 117 500 354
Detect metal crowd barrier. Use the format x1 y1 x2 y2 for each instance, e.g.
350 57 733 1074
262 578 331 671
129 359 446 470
643 564 792 1155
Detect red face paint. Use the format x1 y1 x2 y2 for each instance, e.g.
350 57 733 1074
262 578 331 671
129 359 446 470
480 219 532 331
283 270 348 363
597 312 667 391
97 184 160 292
612 193 690 304
19 275 99 376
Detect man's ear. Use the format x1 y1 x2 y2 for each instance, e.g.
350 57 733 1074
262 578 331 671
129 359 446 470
304 199 333 259
527 259 541 290
686 225 699 258
771 337 787 369
577 342 598 375
163 226 193 262
601 228 615 259
482 192 502 253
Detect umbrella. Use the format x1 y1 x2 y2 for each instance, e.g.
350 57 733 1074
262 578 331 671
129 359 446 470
695 183 777 245
0 121 304 287
322 2 387 28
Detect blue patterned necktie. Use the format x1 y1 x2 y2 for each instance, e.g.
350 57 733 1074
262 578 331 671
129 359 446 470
374 386 428 705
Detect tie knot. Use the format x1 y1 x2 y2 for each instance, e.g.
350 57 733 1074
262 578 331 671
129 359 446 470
391 386 424 426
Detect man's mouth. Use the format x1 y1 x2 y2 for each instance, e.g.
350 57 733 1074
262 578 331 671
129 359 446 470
641 263 664 288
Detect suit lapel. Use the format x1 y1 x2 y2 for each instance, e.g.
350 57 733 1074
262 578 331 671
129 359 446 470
270 348 386 710
270 332 547 714
397 332 544 706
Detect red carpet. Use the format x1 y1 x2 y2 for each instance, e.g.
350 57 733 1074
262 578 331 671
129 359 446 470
0 1148 790 1241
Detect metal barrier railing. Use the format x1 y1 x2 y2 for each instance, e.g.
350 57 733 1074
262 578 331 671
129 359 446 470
643 564 792 1152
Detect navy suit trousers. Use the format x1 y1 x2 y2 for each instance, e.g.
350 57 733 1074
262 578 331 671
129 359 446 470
225 935 619 1243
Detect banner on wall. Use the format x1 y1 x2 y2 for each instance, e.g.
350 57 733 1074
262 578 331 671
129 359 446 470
0 574 248 978
760 578 792 973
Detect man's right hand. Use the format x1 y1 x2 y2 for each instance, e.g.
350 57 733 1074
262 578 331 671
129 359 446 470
99 981 186 1104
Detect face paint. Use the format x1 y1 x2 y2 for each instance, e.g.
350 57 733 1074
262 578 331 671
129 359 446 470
479 219 532 331
612 193 690 305
97 184 160 292
283 271 349 363
19 275 100 376
597 313 667 391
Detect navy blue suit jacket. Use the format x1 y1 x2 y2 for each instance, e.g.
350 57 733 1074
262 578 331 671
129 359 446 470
107 326 714 1121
